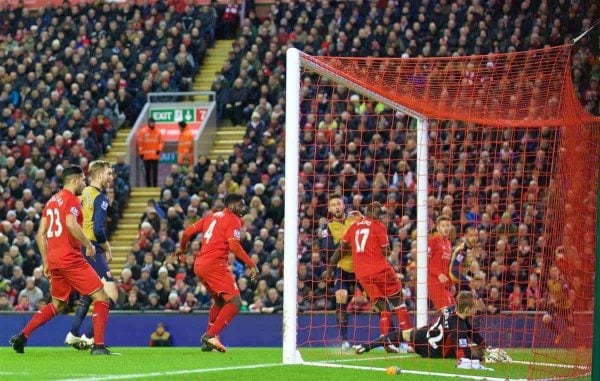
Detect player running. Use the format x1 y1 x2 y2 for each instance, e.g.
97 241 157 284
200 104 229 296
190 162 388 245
320 194 361 350
177 194 259 353
9 165 114 355
329 202 412 351
428 216 456 310
65 160 118 350
353 291 486 360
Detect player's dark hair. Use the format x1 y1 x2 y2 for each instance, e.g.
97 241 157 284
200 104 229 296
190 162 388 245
456 291 476 314
328 194 342 202
364 202 383 219
62 165 84 181
224 193 244 207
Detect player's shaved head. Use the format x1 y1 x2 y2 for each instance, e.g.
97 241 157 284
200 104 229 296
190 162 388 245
456 291 476 314
364 202 383 219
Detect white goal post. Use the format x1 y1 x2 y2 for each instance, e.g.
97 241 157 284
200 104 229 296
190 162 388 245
283 48 430 363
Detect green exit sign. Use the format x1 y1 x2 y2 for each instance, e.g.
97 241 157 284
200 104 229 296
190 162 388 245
150 109 196 123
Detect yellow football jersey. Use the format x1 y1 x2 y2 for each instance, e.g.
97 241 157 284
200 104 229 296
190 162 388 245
80 186 109 244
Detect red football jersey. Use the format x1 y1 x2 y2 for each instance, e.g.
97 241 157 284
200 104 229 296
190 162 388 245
342 217 390 279
181 208 241 264
428 233 452 279
42 189 84 269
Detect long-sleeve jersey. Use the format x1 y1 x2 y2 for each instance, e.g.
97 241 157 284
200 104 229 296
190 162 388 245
428 233 452 279
422 305 486 359
449 240 473 284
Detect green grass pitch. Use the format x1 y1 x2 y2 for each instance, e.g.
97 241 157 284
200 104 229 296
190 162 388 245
0 347 591 381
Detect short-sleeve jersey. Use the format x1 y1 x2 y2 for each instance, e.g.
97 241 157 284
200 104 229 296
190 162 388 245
342 217 389 279
42 189 84 269
195 208 241 263
321 214 361 273
81 186 109 244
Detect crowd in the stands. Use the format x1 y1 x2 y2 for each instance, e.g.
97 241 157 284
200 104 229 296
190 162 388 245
0 0 598 315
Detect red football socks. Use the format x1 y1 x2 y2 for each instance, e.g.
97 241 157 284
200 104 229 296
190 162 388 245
395 306 412 329
207 302 239 337
22 303 57 338
207 304 222 331
92 300 110 346
379 311 391 336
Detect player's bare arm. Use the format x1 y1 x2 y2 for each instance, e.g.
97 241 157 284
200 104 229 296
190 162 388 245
438 272 449 284
176 218 205 261
35 215 50 277
100 241 112 263
328 240 350 278
228 238 259 282
66 214 95 257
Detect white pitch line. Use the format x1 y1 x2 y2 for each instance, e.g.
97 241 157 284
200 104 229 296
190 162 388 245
511 360 589 370
56 363 284 381
303 361 528 381
319 354 417 363
0 372 30 376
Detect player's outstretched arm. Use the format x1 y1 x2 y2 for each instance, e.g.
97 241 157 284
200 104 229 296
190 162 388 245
179 218 205 253
66 214 95 256
35 215 50 277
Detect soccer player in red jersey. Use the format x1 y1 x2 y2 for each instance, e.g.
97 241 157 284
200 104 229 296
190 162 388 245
329 202 412 349
177 194 259 352
428 216 455 311
9 165 114 355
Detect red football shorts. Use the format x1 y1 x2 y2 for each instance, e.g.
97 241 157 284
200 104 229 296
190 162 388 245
358 267 401 302
194 259 239 301
428 276 455 310
49 259 104 301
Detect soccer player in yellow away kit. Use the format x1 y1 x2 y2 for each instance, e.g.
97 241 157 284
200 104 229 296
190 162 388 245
65 160 119 350
320 195 361 350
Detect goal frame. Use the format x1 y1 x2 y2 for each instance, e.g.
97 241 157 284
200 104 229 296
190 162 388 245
282 48 431 363
282 48 599 379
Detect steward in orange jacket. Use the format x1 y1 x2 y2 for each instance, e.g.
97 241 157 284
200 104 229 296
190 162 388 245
138 118 164 160
177 121 194 165
137 118 164 186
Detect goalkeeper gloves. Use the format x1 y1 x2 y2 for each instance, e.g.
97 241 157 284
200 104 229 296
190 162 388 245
484 347 513 363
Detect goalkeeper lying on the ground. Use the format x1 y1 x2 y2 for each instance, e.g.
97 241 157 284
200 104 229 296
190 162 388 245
354 291 511 364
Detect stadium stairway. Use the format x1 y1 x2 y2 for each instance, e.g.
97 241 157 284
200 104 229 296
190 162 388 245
192 39 246 162
102 127 161 278
109 187 160 278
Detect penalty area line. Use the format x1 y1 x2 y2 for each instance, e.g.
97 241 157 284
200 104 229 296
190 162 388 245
302 361 528 381
56 363 284 381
